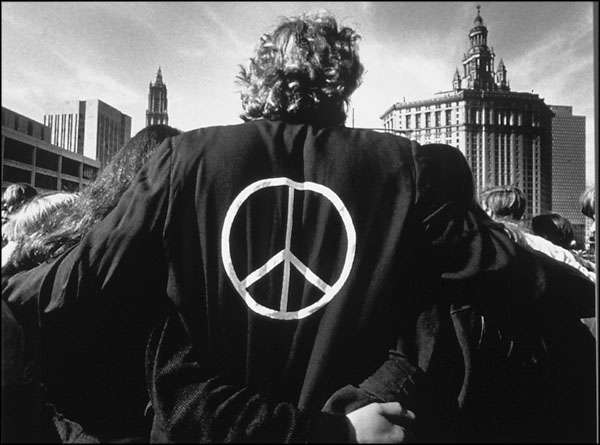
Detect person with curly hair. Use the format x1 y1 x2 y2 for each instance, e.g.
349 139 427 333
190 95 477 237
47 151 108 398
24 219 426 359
237 13 363 127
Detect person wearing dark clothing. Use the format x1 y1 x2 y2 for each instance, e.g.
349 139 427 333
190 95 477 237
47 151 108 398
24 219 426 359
2 125 181 443
4 117 517 442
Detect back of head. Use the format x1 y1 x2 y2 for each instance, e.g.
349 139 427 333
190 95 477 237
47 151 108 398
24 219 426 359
237 11 364 127
2 192 77 243
480 185 527 221
531 213 575 249
2 183 38 221
579 185 595 220
80 124 182 224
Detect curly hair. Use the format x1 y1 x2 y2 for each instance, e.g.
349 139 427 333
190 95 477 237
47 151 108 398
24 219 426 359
237 12 364 126
480 185 527 221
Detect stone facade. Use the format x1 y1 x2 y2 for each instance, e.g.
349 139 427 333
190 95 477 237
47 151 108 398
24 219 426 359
380 7 553 219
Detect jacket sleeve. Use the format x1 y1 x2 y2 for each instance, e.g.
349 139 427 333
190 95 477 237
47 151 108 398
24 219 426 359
323 143 517 439
3 136 174 318
146 310 352 443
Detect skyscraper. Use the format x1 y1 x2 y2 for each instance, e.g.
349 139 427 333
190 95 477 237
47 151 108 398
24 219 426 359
549 105 586 246
43 99 132 168
146 67 168 127
380 6 554 218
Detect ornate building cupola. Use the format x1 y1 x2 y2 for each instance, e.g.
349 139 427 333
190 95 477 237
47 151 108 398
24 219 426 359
495 58 510 91
453 67 462 90
146 66 169 127
461 5 496 91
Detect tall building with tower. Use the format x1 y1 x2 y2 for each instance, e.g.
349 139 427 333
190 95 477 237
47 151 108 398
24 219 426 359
549 105 586 246
380 6 554 218
146 67 169 127
43 99 132 168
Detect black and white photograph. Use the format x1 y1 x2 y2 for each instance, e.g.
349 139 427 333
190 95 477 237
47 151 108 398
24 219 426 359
1 1 597 443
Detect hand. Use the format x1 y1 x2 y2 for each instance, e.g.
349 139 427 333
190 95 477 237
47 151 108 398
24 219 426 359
346 401 415 443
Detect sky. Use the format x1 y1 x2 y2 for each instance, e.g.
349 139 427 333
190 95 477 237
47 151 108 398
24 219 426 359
1 1 596 184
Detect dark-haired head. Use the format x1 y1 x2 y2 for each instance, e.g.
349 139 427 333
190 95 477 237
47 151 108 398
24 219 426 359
480 185 527 221
237 11 364 127
80 124 181 224
531 213 576 249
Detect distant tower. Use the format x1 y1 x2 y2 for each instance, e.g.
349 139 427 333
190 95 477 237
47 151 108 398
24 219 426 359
495 58 509 91
146 67 168 126
452 67 462 90
461 5 497 91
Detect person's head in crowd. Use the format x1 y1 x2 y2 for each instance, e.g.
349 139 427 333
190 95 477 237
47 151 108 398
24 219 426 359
580 185 595 221
2 192 77 244
237 11 364 127
1 183 37 225
1 192 78 269
2 125 181 276
480 185 527 221
77 124 182 228
531 213 576 250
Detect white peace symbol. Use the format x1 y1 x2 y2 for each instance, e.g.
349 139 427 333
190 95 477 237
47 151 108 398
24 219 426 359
221 177 356 320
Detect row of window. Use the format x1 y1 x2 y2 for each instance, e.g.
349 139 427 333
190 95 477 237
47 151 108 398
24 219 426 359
3 137 98 180
3 165 82 192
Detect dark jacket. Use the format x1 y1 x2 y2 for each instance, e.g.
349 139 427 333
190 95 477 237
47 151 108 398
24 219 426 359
3 120 516 442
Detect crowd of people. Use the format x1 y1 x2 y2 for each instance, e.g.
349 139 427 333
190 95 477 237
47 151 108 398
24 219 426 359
1 12 597 443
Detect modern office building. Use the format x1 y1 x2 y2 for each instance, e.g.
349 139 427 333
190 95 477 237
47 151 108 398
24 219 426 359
2 107 100 194
380 6 554 218
146 67 168 127
43 99 131 167
549 105 586 246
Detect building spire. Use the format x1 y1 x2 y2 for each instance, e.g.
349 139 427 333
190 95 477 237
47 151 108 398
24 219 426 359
474 5 483 25
452 67 462 90
147 67 168 126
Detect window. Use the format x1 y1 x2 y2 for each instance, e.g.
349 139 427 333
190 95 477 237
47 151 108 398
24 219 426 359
405 115 411 129
61 157 80 177
36 149 59 171
3 138 34 164
82 165 98 180
61 179 80 193
445 110 452 126
35 173 57 190
425 112 431 128
3 165 31 184
415 114 421 129
435 111 441 127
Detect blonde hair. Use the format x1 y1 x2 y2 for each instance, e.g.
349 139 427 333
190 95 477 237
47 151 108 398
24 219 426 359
2 192 78 242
